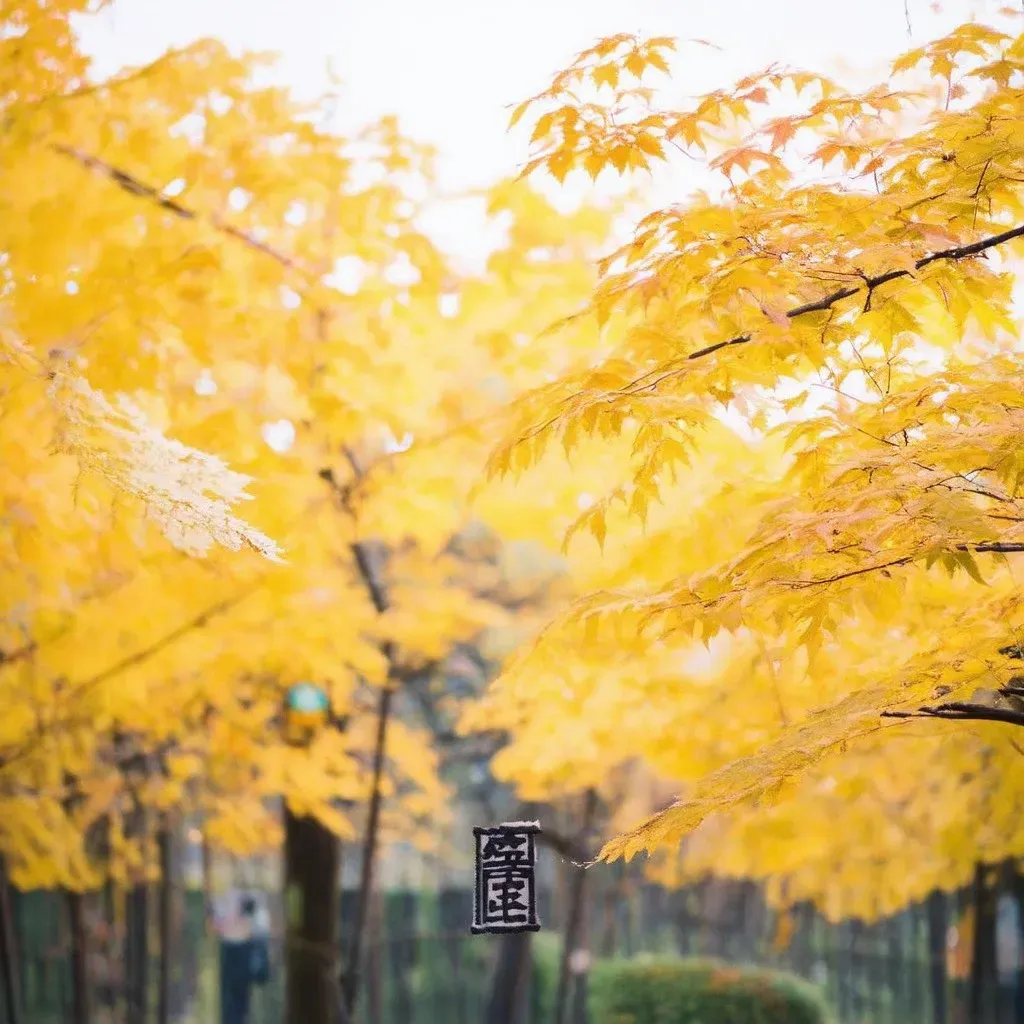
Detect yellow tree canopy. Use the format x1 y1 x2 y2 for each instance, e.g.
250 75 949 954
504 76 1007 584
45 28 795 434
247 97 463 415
479 9 1024 890
671 724 1024 922
0 0 621 888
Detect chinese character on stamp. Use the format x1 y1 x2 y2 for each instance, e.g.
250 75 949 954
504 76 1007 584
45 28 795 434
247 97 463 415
471 821 541 935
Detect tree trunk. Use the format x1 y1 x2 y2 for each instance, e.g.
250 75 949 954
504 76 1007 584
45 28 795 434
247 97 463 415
365 887 384 1024
927 889 949 1024
552 790 598 1024
792 903 815 978
702 878 729 959
341 684 394 1022
1011 864 1024 1024
835 922 853 1022
970 863 999 1024
0 857 21 1024
157 825 173 1024
67 891 90 1024
201 830 213 937
569 957 589 1024
598 865 622 958
125 883 149 1024
483 800 545 1024
284 804 341 1024
487 933 533 1024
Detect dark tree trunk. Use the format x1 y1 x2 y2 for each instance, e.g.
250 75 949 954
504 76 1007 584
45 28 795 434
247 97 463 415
697 879 713 956
118 734 150 1024
702 879 730 959
67 891 89 1024
552 790 598 1024
669 887 690 957
835 922 853 1022
101 881 118 1012
0 857 21 1024
1011 863 1024 1024
569 962 589 1024
848 919 867 1022
737 881 763 961
793 903 815 978
886 914 906 1016
365 888 383 1024
926 890 949 1024
284 804 341 1024
157 825 173 1024
201 831 213 936
970 863 999 1024
598 865 622 958
341 684 394 1022
487 933 533 1024
621 873 637 958
125 883 149 1024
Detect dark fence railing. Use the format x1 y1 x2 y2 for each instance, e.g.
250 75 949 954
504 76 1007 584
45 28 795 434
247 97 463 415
0 880 1011 1024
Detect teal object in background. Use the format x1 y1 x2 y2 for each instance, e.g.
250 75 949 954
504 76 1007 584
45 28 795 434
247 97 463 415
286 682 329 713
285 682 329 743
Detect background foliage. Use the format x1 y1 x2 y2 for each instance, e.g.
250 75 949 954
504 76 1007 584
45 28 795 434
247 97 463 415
4 1 1024 1022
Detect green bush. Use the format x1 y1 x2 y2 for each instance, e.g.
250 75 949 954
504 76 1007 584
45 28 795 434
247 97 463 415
589 956 833 1024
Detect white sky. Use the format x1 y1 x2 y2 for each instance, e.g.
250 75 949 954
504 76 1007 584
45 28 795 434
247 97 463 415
76 0 1002 264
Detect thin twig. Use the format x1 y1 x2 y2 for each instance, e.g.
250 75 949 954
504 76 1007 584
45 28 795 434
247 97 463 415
684 221 1024 363
511 221 1024 450
52 144 311 279
883 702 1024 728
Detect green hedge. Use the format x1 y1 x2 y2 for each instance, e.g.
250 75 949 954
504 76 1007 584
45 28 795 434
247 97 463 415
589 957 832 1024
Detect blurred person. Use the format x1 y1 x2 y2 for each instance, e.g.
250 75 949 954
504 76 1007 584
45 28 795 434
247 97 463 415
215 890 272 1024
245 895 272 987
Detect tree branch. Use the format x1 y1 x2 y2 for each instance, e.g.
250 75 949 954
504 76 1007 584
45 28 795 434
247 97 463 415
318 461 390 615
514 221 1024 457
53 143 309 278
970 542 1024 553
508 798 600 867
780 540 1024 591
883 701 1024 728
76 588 257 693
536 826 590 865
318 454 398 1021
0 587 259 775
0 642 38 670
680 221 1024 364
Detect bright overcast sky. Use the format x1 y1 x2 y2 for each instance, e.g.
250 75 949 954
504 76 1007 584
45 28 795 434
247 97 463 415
76 0 1003 264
